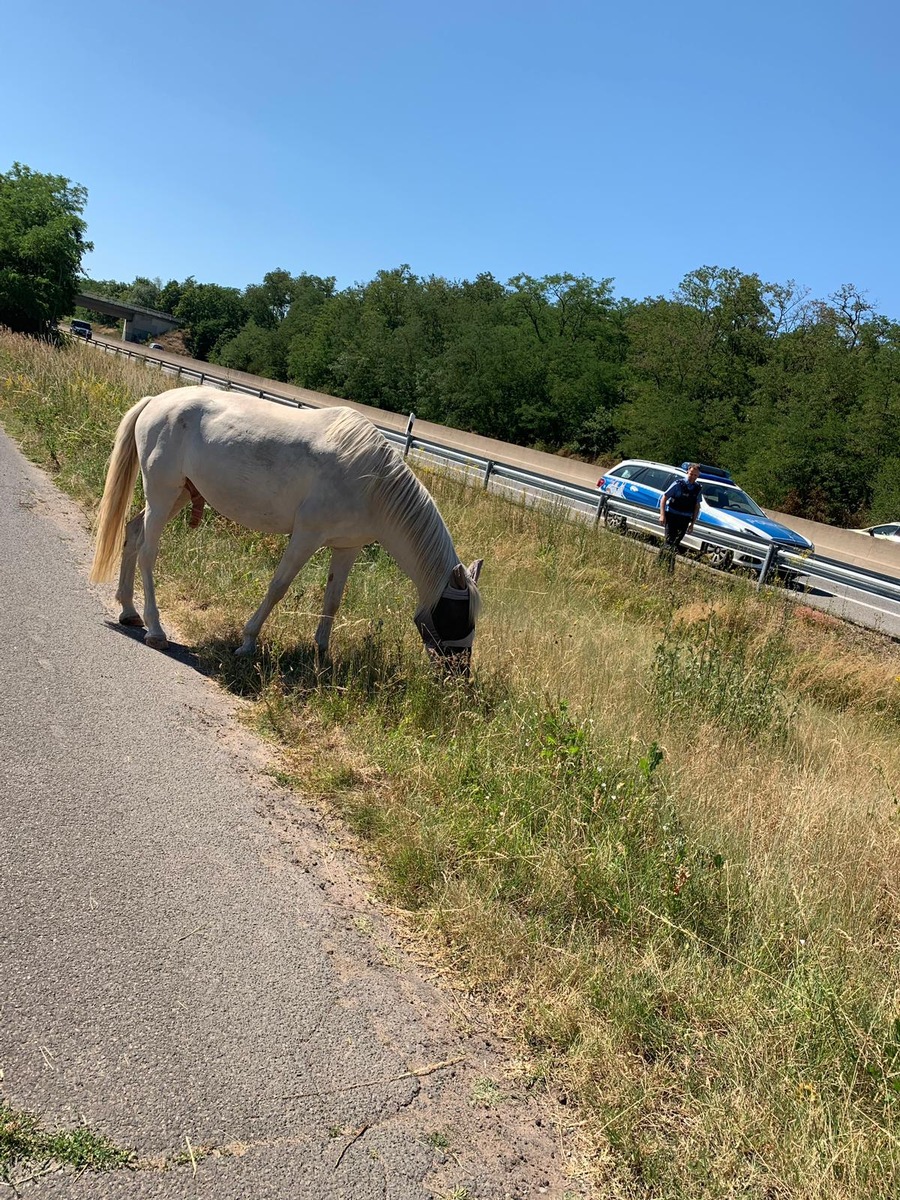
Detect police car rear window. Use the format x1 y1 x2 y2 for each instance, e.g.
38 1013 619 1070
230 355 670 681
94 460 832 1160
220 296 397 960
640 468 677 491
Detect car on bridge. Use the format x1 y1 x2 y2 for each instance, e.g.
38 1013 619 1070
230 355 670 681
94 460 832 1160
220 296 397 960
69 320 92 340
597 459 814 570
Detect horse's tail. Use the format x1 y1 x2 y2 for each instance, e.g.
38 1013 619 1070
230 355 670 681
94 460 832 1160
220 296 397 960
89 395 155 582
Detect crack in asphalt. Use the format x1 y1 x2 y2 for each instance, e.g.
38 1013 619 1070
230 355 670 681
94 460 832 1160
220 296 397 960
279 1056 465 1101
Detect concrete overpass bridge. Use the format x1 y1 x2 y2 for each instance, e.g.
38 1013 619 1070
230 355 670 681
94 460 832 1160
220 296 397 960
75 291 181 343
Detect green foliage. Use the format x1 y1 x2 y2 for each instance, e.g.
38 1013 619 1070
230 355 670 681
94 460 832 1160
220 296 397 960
175 279 247 358
213 319 284 378
58 248 900 526
158 277 184 312
618 267 785 466
652 612 794 738
216 272 335 378
122 275 163 309
243 268 335 329
869 456 900 523
0 1099 133 1183
0 163 92 335
79 277 129 300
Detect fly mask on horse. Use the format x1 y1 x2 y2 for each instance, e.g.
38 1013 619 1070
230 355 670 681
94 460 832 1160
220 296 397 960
415 560 483 674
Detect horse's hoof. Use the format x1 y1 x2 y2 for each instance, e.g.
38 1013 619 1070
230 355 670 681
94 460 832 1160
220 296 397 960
234 643 255 658
119 614 145 628
145 633 169 651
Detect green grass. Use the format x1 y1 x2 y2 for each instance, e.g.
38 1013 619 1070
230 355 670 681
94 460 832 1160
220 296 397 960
0 1100 133 1185
2 331 900 1197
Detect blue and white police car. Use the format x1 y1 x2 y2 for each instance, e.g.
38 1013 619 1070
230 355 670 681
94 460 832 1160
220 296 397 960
597 459 814 570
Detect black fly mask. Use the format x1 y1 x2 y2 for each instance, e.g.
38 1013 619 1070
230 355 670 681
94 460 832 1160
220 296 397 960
414 559 484 675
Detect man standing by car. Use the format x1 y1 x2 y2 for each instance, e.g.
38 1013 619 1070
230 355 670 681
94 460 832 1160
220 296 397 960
659 463 702 571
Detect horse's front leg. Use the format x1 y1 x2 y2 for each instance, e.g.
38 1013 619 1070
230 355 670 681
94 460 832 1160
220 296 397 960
236 527 321 657
314 547 360 657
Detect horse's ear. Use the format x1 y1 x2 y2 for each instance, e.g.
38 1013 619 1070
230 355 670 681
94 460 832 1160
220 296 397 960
451 564 468 589
467 559 484 584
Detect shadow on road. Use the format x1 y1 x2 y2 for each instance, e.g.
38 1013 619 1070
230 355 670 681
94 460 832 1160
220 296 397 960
103 619 204 672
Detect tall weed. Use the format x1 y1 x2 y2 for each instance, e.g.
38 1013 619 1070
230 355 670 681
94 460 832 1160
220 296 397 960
652 610 796 739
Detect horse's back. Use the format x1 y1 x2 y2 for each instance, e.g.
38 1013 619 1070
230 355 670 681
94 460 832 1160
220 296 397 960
137 386 358 444
135 388 388 535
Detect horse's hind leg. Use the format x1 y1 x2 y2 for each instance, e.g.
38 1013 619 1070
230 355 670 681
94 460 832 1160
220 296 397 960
117 490 191 629
236 527 322 657
314 547 360 656
117 511 147 626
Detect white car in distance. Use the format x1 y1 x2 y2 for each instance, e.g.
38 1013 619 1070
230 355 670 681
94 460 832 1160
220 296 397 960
851 523 900 542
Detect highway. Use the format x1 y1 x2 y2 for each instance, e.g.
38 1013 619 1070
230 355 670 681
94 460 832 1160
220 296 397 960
479 466 900 639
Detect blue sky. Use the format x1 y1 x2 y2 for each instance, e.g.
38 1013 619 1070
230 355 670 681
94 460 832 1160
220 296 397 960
4 1 898 316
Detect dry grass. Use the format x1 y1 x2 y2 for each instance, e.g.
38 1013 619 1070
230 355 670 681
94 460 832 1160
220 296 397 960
2 330 900 1197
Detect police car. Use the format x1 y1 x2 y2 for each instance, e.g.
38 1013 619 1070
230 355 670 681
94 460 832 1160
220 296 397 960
597 459 814 570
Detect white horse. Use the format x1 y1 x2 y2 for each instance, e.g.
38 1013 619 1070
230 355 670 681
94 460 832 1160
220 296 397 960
90 387 483 667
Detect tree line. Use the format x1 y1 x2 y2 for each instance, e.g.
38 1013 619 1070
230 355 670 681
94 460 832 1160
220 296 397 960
85 266 900 526
3 163 899 526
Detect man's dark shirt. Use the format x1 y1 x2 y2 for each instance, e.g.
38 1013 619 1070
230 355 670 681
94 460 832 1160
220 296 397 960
663 478 702 517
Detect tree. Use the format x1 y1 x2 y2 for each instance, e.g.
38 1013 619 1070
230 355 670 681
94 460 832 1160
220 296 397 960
123 276 162 310
739 310 869 523
288 267 427 410
214 320 283 378
618 267 786 467
0 163 92 335
505 273 625 450
159 278 186 314
244 268 300 328
174 281 247 359
213 271 336 380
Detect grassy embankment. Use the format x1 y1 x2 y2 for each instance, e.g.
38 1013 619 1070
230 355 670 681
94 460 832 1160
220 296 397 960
2 331 899 1198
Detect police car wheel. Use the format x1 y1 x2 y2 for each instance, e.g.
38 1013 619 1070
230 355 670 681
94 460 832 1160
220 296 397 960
702 543 733 570
606 512 627 534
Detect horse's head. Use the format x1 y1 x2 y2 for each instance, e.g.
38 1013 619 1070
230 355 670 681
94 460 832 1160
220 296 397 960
415 559 484 676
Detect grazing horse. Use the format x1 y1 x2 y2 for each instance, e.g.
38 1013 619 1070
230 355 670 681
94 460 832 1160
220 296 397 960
90 387 483 667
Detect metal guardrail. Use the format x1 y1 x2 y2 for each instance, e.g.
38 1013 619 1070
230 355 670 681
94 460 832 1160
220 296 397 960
85 336 900 610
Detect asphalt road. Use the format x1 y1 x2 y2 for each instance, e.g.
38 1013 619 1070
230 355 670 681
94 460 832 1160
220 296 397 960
0 428 574 1196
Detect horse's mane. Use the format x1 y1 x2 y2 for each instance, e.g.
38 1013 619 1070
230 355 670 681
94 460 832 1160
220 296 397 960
328 408 480 622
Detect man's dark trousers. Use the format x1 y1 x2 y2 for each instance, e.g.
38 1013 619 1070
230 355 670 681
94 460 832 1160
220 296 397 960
660 513 691 572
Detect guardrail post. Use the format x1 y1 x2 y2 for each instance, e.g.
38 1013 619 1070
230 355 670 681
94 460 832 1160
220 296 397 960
176 364 182 377
199 372 205 385
756 543 779 591
595 494 607 524
483 460 494 489
404 412 415 457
